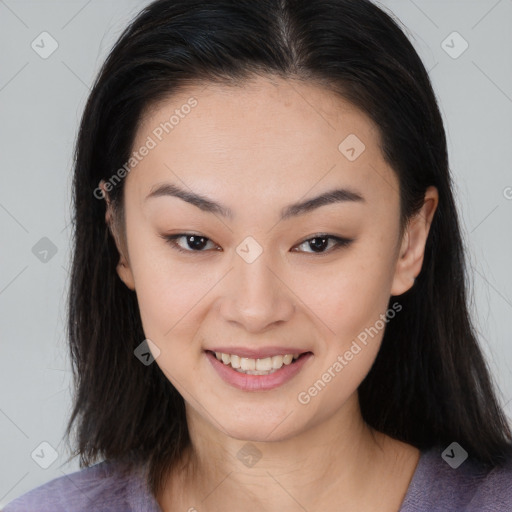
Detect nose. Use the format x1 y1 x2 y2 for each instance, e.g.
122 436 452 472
218 251 295 333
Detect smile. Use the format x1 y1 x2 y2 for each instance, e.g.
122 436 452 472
213 351 300 375
205 350 313 391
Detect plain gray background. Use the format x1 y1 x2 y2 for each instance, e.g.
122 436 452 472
1 0 511 506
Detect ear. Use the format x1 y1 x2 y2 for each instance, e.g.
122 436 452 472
390 186 439 296
99 180 136 291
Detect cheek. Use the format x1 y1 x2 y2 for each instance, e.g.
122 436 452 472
309 247 397 407
134 264 214 351
301 249 396 348
131 259 208 393
296 268 393 421
296 340 381 431
125 230 209 351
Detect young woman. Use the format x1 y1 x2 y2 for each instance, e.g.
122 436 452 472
5 0 512 511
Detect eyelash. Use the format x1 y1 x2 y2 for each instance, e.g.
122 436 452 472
161 233 354 256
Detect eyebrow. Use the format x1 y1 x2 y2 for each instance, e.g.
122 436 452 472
145 182 365 221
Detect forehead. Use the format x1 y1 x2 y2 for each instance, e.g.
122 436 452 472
126 76 398 213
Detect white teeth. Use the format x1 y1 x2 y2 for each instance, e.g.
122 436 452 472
271 355 283 368
283 354 293 365
255 357 273 371
240 357 256 371
212 351 302 374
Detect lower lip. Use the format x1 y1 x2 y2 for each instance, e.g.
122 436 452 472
205 351 313 391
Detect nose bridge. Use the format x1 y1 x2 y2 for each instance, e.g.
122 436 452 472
220 240 295 331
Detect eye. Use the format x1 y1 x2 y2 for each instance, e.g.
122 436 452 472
162 233 220 253
161 232 354 255
292 234 354 255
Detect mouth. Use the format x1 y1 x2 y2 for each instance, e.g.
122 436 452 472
204 349 313 391
205 350 311 375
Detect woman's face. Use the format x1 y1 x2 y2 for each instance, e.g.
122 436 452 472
110 76 433 441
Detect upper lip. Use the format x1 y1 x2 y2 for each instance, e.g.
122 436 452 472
206 346 311 359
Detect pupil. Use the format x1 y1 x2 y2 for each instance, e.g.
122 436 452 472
188 235 207 250
310 237 328 252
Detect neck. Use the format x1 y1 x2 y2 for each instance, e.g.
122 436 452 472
157 394 420 511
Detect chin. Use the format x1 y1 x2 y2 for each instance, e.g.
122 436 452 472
211 410 302 443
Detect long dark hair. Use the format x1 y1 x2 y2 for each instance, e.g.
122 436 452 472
65 0 512 497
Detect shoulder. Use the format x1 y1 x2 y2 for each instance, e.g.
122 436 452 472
466 453 512 510
400 445 512 511
2 459 161 512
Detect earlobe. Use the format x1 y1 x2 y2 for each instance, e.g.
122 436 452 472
116 260 136 291
99 179 136 291
390 186 438 296
390 231 415 296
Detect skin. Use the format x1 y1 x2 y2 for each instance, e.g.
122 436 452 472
101 76 438 511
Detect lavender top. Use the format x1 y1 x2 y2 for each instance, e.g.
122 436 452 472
4 446 512 511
